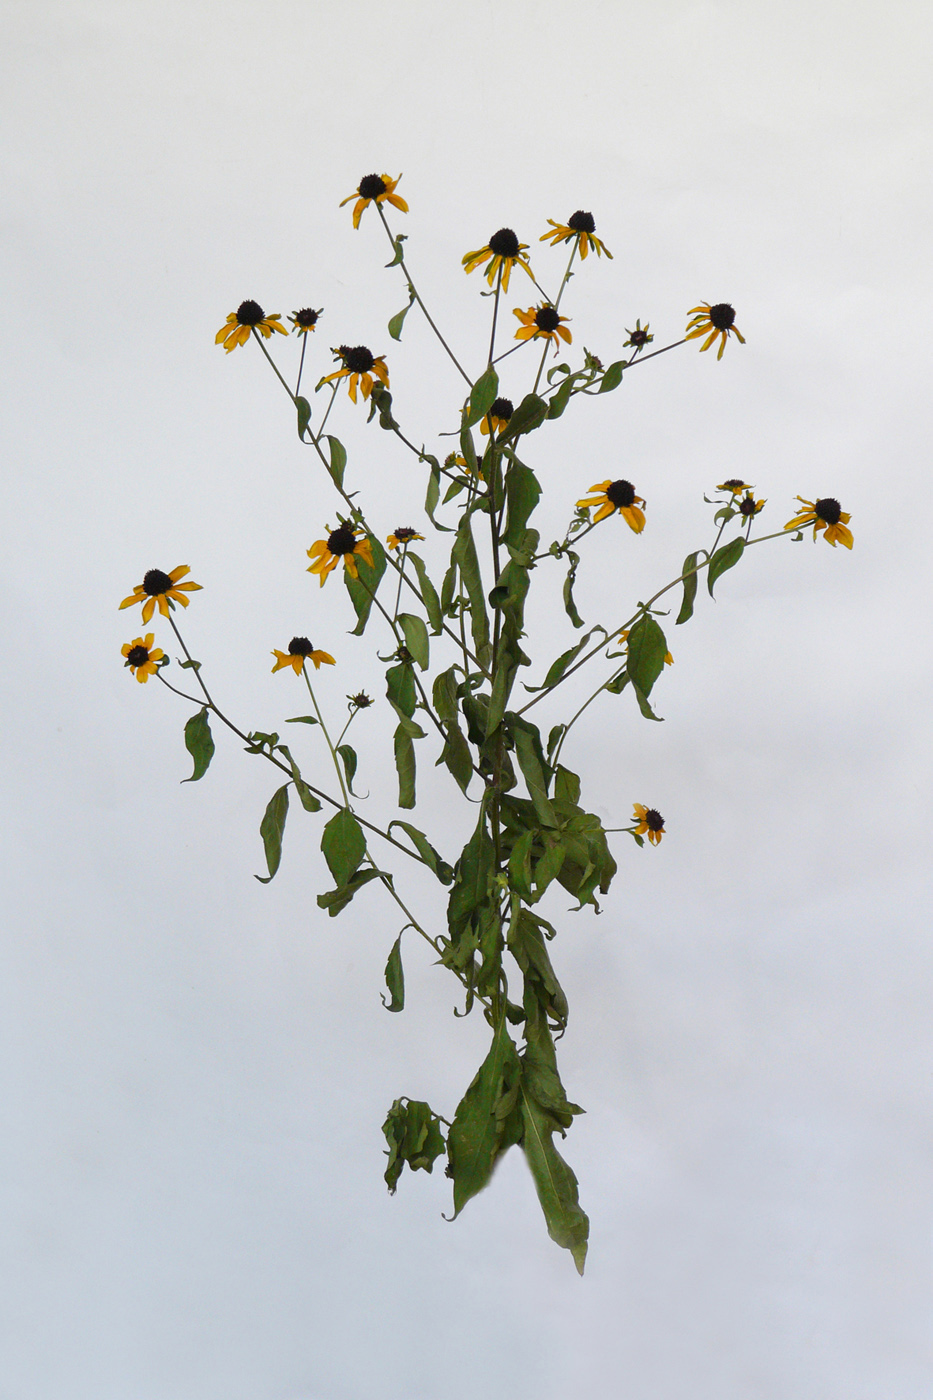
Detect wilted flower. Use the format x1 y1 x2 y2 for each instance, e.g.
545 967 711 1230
271 637 336 675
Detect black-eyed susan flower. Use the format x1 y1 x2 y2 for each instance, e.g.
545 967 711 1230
738 491 766 521
289 307 323 335
307 524 375 585
784 496 853 548
386 527 425 551
121 633 165 683
623 320 653 351
348 691 374 709
685 302 746 360
119 567 202 625
340 173 408 229
479 397 513 437
215 300 288 353
462 229 534 292
618 630 673 666
271 636 336 675
716 479 753 495
633 803 665 845
320 345 389 403
540 211 613 260
513 304 572 355
576 479 646 533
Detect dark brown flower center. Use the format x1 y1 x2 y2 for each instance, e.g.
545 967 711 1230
236 300 264 325
343 345 375 374
294 307 321 328
739 494 759 517
814 497 842 525
287 637 314 657
358 174 388 200
720 478 746 491
568 210 596 233
645 808 664 832
606 480 637 508
143 568 174 596
327 525 359 555
489 397 513 421
489 228 520 258
349 692 373 708
709 303 736 330
628 330 649 346
127 645 150 667
393 527 418 542
534 305 562 332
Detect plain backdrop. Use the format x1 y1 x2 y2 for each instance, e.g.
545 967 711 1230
2 2 932 1397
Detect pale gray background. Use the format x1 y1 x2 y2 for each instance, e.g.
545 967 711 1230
2 2 932 1397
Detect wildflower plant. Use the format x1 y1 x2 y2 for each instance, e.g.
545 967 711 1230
118 174 853 1274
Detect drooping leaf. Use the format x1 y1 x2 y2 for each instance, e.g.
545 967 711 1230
675 550 705 625
503 461 542 547
510 719 558 828
438 722 473 794
321 807 365 888
562 549 584 628
446 1014 523 1217
520 1095 588 1274
344 534 388 636
296 395 312 439
388 821 454 884
464 365 499 428
398 612 430 671
597 359 626 393
452 511 490 657
394 724 416 809
324 435 346 490
498 393 549 442
274 742 322 813
382 1097 446 1192
707 535 745 597
547 377 574 419
255 783 289 883
336 743 358 793
182 707 214 783
381 932 405 1012
625 614 668 698
316 865 384 917
384 233 407 267
407 553 443 634
388 285 416 341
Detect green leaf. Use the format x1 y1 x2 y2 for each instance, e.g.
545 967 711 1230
439 722 473 794
344 534 388 636
508 828 535 902
597 359 626 393
625 614 668 698
452 512 490 657
255 783 289 883
384 233 407 267
182 707 214 783
520 1095 588 1274
317 865 384 917
321 807 365 888
631 679 663 721
394 725 416 809
388 821 454 884
388 285 416 341
285 715 318 725
498 392 549 442
324 435 346 490
675 550 705 625
382 1098 446 1192
179 658 200 670
707 535 745 597
406 553 442 634
381 932 405 1012
296 395 312 439
464 365 499 428
503 461 542 547
397 612 430 670
275 742 322 813
547 377 574 419
527 626 605 693
562 549 584 628
446 1015 523 1217
385 658 416 722
511 720 558 828
367 382 398 430
336 743 358 792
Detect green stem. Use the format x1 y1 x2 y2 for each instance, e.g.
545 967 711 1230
302 665 349 807
375 204 473 386
487 266 503 366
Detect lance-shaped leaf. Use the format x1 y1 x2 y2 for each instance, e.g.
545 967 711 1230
676 549 706 625
438 722 473 794
384 233 407 267
382 1097 446 1192
321 807 365 888
508 828 535 902
625 614 668 698
296 396 312 439
452 511 490 656
525 626 605 693
275 742 322 813
388 822 454 884
367 382 398 430
394 724 416 809
446 1014 523 1217
503 460 542 547
316 865 384 917
562 549 584 628
497 392 548 443
547 376 574 419
464 365 499 428
510 719 558 828
255 783 289 883
397 612 430 670
423 457 453 532
324 435 346 490
388 284 416 341
336 743 359 795
381 931 405 1012
344 534 387 636
182 707 215 783
407 553 443 634
597 359 626 393
707 535 745 597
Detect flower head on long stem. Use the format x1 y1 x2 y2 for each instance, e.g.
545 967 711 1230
215 300 288 353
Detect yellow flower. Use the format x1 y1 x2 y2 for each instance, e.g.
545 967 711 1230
738 491 766 521
623 320 653 351
462 228 534 292
633 804 665 846
320 345 389 403
685 302 746 360
215 300 288 353
307 524 375 585
784 496 853 548
289 307 323 335
716 479 753 494
271 637 336 675
386 527 425 551
119 566 202 625
618 630 673 666
478 397 513 437
540 211 612 260
340 173 408 229
121 633 165 683
576 479 646 533
513 304 572 355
